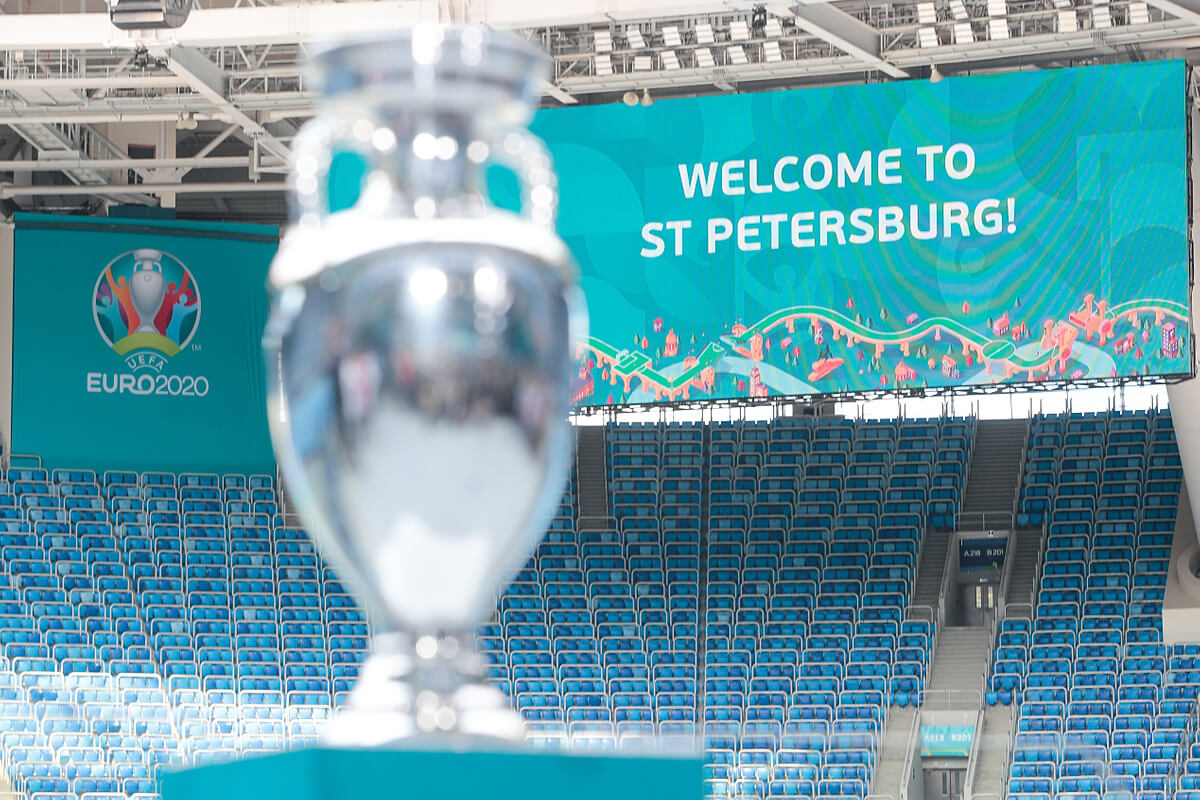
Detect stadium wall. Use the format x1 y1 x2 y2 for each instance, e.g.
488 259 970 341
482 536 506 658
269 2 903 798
1165 96 1200 639
0 221 10 461
1162 482 1200 642
1166 93 1200 547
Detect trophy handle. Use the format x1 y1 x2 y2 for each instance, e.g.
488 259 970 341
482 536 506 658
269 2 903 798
289 113 381 226
492 130 557 229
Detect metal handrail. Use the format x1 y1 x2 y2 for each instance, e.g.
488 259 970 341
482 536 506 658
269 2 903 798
7 453 41 471
906 604 935 622
997 537 1015 605
920 688 983 711
1004 602 1033 620
991 530 1017 637
963 707 985 799
1030 520 1049 607
936 528 956 632
904 604 937 699
999 700 1017 798
955 511 1014 532
1012 416 1031 517
897 704 921 800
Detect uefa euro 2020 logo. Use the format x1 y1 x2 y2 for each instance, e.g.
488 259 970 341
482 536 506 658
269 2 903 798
87 248 209 397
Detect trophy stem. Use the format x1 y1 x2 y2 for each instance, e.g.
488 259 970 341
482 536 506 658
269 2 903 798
326 629 524 747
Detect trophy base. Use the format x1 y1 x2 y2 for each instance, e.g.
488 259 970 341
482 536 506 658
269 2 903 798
327 631 523 746
327 680 523 746
161 746 701 800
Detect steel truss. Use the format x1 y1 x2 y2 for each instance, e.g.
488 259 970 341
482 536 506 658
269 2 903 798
0 0 1198 213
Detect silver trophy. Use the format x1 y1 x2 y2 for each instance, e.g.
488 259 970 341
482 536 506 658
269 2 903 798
263 25 584 746
130 249 166 334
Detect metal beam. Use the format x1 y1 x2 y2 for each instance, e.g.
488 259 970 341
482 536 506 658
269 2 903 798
0 180 285 198
1141 0 1200 26
883 20 1199 65
542 81 579 106
6 120 157 204
0 1 428 50
0 0 916 53
170 122 242 179
556 53 885 94
0 112 199 124
0 76 186 91
83 123 156 182
788 4 911 78
0 137 23 162
165 45 291 163
0 155 267 170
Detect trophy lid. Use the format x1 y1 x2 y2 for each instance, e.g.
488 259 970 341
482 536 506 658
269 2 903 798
308 26 549 128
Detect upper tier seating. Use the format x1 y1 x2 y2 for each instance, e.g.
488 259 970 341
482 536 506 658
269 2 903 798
986 409 1194 800
485 416 975 800
2 407 1188 800
0 470 364 800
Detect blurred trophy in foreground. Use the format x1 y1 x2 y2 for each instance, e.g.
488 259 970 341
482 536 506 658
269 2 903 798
263 25 584 746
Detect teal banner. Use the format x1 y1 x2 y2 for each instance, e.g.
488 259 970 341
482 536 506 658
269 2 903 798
535 60 1192 406
920 725 976 758
12 214 278 473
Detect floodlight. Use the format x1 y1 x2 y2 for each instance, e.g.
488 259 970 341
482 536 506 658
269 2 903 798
108 0 191 30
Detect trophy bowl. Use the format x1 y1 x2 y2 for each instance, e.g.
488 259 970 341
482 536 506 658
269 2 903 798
264 26 585 746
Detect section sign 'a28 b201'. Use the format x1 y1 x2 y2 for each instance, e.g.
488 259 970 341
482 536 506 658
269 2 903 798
535 60 1191 406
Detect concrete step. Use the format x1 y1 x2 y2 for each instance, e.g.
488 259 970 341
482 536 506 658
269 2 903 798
912 529 952 609
575 426 609 520
928 627 993 699
1004 528 1045 609
962 419 1027 514
871 705 918 796
971 705 1015 798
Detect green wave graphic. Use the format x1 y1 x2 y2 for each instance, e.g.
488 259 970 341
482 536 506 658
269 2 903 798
581 297 1188 395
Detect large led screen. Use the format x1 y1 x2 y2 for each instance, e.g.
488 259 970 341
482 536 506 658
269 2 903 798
538 60 1191 406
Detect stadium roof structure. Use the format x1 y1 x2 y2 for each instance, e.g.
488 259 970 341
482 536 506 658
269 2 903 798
0 0 1199 219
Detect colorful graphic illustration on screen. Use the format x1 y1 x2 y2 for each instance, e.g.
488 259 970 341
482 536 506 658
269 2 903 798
573 293 1189 404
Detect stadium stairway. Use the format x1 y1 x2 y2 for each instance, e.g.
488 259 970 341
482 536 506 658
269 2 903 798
961 419 1028 517
972 703 1015 797
928 627 992 708
575 426 609 524
911 528 950 612
1005 527 1044 615
869 703 916 796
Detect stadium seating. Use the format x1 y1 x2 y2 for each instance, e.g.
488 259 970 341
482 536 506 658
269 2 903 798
487 415 975 800
0 407 1191 800
989 409 1193 800
0 470 366 800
